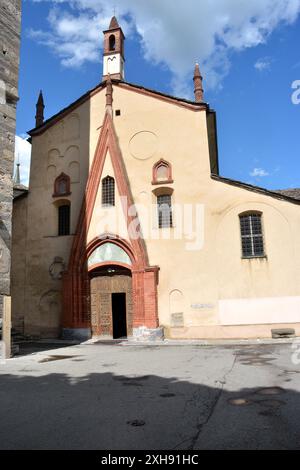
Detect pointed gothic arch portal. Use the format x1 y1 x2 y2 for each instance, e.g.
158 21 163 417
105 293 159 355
63 231 159 338
85 236 158 339
62 111 160 339
87 241 133 338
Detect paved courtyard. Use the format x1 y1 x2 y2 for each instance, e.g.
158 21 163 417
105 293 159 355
0 340 300 450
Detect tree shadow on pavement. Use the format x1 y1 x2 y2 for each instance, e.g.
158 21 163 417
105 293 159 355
0 368 299 450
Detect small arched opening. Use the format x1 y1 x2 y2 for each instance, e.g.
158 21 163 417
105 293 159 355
109 34 116 51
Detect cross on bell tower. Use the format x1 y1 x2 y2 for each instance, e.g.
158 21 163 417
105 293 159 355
102 16 125 81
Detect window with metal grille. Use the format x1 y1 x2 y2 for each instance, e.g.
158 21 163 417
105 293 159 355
239 213 264 257
157 194 172 228
58 204 70 236
102 176 115 207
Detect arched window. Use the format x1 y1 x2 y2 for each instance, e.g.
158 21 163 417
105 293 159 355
157 194 173 228
239 212 265 258
58 202 71 236
109 34 116 51
102 176 115 207
53 173 71 197
88 242 132 269
152 159 173 184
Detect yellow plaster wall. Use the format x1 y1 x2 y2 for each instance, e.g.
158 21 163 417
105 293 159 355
12 83 300 338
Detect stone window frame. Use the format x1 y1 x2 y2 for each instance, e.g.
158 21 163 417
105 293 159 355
53 172 71 198
152 186 174 229
152 159 173 185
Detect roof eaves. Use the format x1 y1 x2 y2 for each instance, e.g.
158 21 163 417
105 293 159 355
211 174 300 205
28 79 208 137
117 80 209 110
275 189 300 200
13 187 29 200
28 82 105 136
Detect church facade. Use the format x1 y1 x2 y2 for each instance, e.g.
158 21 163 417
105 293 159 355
12 17 300 341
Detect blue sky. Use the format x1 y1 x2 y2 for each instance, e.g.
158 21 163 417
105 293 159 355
16 0 300 189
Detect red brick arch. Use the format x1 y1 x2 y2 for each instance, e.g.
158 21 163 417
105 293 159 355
86 235 136 271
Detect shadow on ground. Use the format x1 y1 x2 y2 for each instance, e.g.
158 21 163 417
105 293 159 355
16 342 80 356
0 366 299 450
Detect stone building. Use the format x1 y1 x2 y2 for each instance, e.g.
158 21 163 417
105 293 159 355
12 17 300 341
0 0 21 354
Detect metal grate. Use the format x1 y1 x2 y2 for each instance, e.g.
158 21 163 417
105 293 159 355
240 213 264 257
58 204 70 236
102 176 115 207
157 194 172 228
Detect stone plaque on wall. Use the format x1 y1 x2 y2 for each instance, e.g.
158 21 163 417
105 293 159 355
171 312 184 327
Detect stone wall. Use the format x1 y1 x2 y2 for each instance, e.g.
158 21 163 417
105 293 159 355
0 0 21 338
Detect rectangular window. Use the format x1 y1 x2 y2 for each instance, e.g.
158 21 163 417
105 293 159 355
58 205 70 236
240 213 264 258
157 194 172 228
102 176 115 207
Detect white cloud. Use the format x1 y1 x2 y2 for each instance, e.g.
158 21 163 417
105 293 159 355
254 57 272 71
250 167 269 177
29 0 300 95
14 135 31 186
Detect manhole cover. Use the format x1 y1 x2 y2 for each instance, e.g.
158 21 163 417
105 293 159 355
127 420 145 427
228 398 253 406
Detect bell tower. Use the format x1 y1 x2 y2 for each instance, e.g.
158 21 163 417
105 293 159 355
102 16 125 81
